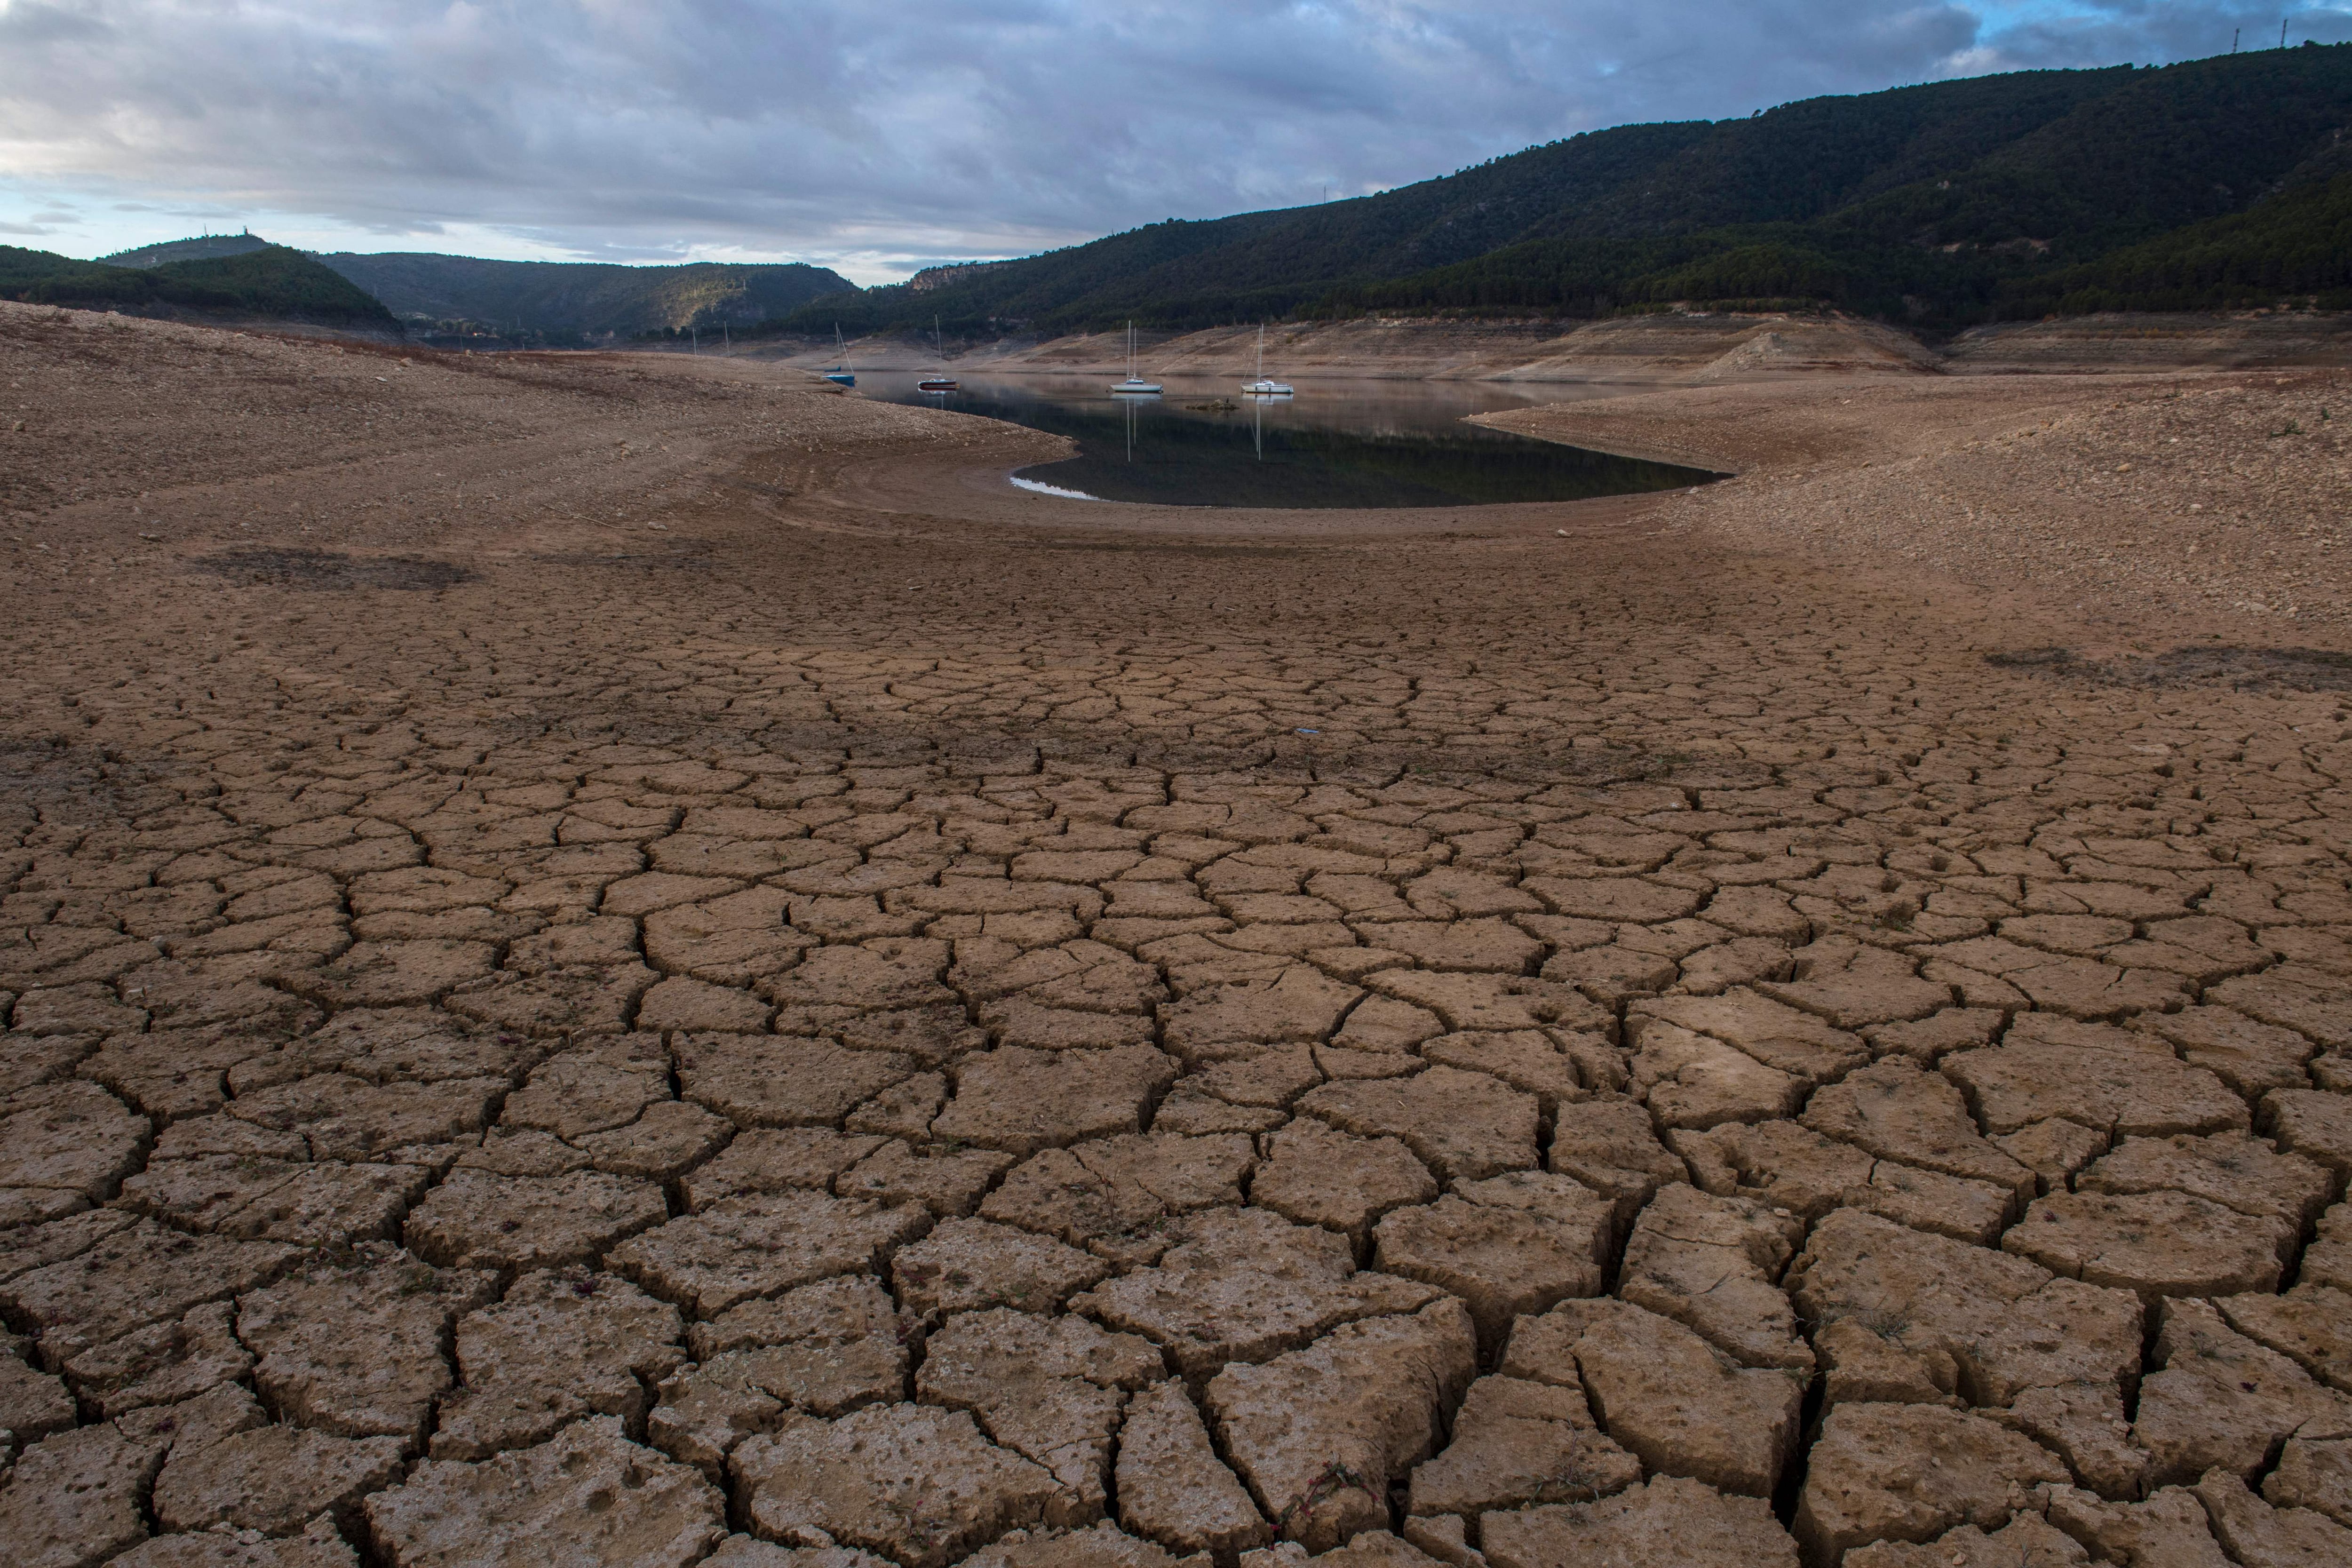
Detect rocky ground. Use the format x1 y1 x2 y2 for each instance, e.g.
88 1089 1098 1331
5 299 2352 1568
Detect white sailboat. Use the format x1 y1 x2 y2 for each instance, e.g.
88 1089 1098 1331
823 324 855 386
1241 324 1292 397
1111 322 1161 395
917 315 958 392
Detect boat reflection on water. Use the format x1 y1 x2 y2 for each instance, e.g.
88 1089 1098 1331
1111 321 1163 396
1241 325 1294 398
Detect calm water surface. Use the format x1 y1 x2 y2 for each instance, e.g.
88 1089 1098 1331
855 373 1720 509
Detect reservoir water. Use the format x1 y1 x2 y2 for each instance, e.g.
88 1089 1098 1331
854 373 1720 509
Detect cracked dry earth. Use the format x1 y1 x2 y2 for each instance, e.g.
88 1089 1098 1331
9 303 2352 1568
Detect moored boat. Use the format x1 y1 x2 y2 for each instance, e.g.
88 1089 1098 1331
1240 324 1292 396
919 316 958 392
1111 322 1161 395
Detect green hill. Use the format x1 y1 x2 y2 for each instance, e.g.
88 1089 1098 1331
782 43 2352 337
101 233 273 269
1999 169 2352 314
0 243 398 328
314 253 854 344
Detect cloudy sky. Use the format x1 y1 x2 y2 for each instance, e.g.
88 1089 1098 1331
1 1 2347 283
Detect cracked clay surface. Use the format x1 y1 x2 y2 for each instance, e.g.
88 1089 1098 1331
6 301 2352 1568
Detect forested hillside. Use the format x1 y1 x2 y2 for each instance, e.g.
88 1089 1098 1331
316 254 853 344
1998 167 2352 314
102 233 273 268
0 243 397 328
31 46 2350 343
779 43 2352 337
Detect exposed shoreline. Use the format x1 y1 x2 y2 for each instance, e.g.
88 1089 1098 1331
1477 369 2352 637
748 308 2352 385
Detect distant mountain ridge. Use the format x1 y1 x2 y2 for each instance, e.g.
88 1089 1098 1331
314 253 854 344
21 45 2352 345
4 236 850 342
779 43 2352 337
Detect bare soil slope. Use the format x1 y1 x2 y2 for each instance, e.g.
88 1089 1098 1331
1481 370 2352 628
6 302 2352 1567
1946 311 2352 371
778 309 2352 384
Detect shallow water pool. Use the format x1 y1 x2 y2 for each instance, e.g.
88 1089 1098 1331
856 373 1720 509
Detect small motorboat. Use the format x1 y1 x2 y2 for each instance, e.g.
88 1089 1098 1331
1240 323 1292 396
1111 321 1161 395
823 323 855 386
919 315 958 392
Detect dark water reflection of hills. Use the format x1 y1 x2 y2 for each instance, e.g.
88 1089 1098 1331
858 375 1721 509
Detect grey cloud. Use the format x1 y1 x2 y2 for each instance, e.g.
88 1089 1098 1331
1970 4 2352 68
0 0 112 44
0 1 2340 276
